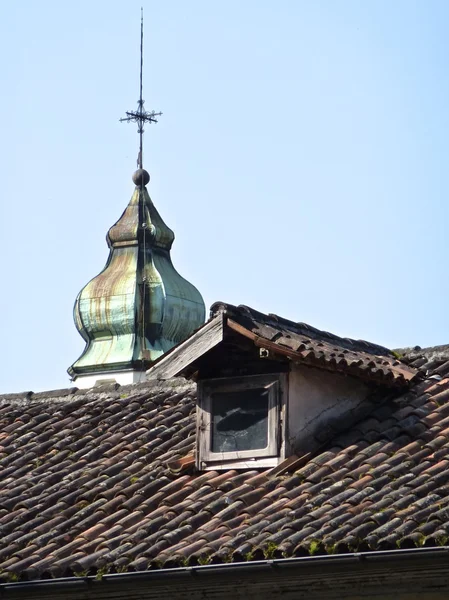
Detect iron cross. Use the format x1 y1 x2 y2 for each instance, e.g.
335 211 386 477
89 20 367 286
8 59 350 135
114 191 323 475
120 8 162 169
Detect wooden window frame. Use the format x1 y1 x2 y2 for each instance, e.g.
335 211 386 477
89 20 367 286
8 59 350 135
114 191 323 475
197 373 284 466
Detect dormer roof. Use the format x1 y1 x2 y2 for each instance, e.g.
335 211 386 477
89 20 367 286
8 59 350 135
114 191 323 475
147 302 418 388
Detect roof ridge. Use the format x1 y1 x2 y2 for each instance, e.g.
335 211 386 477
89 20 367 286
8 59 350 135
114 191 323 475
0 377 195 405
211 301 393 357
400 344 449 360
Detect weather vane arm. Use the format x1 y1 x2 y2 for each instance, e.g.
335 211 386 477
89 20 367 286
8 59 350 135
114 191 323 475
120 7 162 170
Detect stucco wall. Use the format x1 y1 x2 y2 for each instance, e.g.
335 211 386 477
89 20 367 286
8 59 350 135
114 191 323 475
287 364 370 454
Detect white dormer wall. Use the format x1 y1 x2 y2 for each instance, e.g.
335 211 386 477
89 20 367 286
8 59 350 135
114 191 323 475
199 363 372 471
286 364 371 456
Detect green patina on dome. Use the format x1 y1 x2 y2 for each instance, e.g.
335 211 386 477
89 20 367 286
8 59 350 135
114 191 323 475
68 170 205 378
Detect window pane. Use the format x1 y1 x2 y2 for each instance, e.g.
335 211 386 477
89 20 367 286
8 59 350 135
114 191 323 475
211 388 269 453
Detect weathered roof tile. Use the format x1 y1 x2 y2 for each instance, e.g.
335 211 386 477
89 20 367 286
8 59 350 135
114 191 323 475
0 348 449 581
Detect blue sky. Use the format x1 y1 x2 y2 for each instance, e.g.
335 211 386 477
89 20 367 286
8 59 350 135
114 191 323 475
1 0 449 393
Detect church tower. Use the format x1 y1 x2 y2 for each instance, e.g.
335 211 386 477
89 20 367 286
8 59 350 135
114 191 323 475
68 12 205 388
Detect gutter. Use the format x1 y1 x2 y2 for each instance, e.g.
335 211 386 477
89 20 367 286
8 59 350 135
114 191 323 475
2 546 449 593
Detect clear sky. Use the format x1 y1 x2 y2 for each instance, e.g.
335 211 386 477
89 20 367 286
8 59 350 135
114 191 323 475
1 0 449 393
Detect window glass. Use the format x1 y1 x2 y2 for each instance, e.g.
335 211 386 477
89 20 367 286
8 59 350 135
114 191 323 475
211 388 269 453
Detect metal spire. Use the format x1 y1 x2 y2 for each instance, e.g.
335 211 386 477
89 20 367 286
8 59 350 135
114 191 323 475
120 8 162 169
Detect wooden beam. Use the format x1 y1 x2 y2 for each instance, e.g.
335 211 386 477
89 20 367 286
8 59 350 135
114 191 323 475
227 319 300 361
146 314 225 380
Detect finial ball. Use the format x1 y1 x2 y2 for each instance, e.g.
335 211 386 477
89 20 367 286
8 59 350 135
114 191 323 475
132 169 150 187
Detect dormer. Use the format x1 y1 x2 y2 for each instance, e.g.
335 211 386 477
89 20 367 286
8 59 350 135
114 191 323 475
147 302 418 470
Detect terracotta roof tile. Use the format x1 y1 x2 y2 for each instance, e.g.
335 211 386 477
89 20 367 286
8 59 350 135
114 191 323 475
2 349 449 580
212 303 420 387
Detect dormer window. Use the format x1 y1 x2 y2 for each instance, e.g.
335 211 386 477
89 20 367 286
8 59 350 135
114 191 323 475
147 302 417 471
197 374 285 468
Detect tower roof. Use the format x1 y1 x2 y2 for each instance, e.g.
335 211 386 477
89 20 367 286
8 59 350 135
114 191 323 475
69 169 205 385
69 11 204 386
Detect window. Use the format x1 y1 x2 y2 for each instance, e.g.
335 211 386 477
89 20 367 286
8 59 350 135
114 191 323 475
198 374 283 466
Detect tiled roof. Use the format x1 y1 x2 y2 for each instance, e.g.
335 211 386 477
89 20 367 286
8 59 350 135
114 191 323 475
150 303 418 387
1 346 449 582
215 302 419 386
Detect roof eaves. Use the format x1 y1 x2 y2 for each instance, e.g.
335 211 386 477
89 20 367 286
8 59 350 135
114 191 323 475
3 547 449 598
226 319 417 388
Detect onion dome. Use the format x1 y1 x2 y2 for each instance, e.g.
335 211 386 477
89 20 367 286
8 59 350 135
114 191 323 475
68 169 205 386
